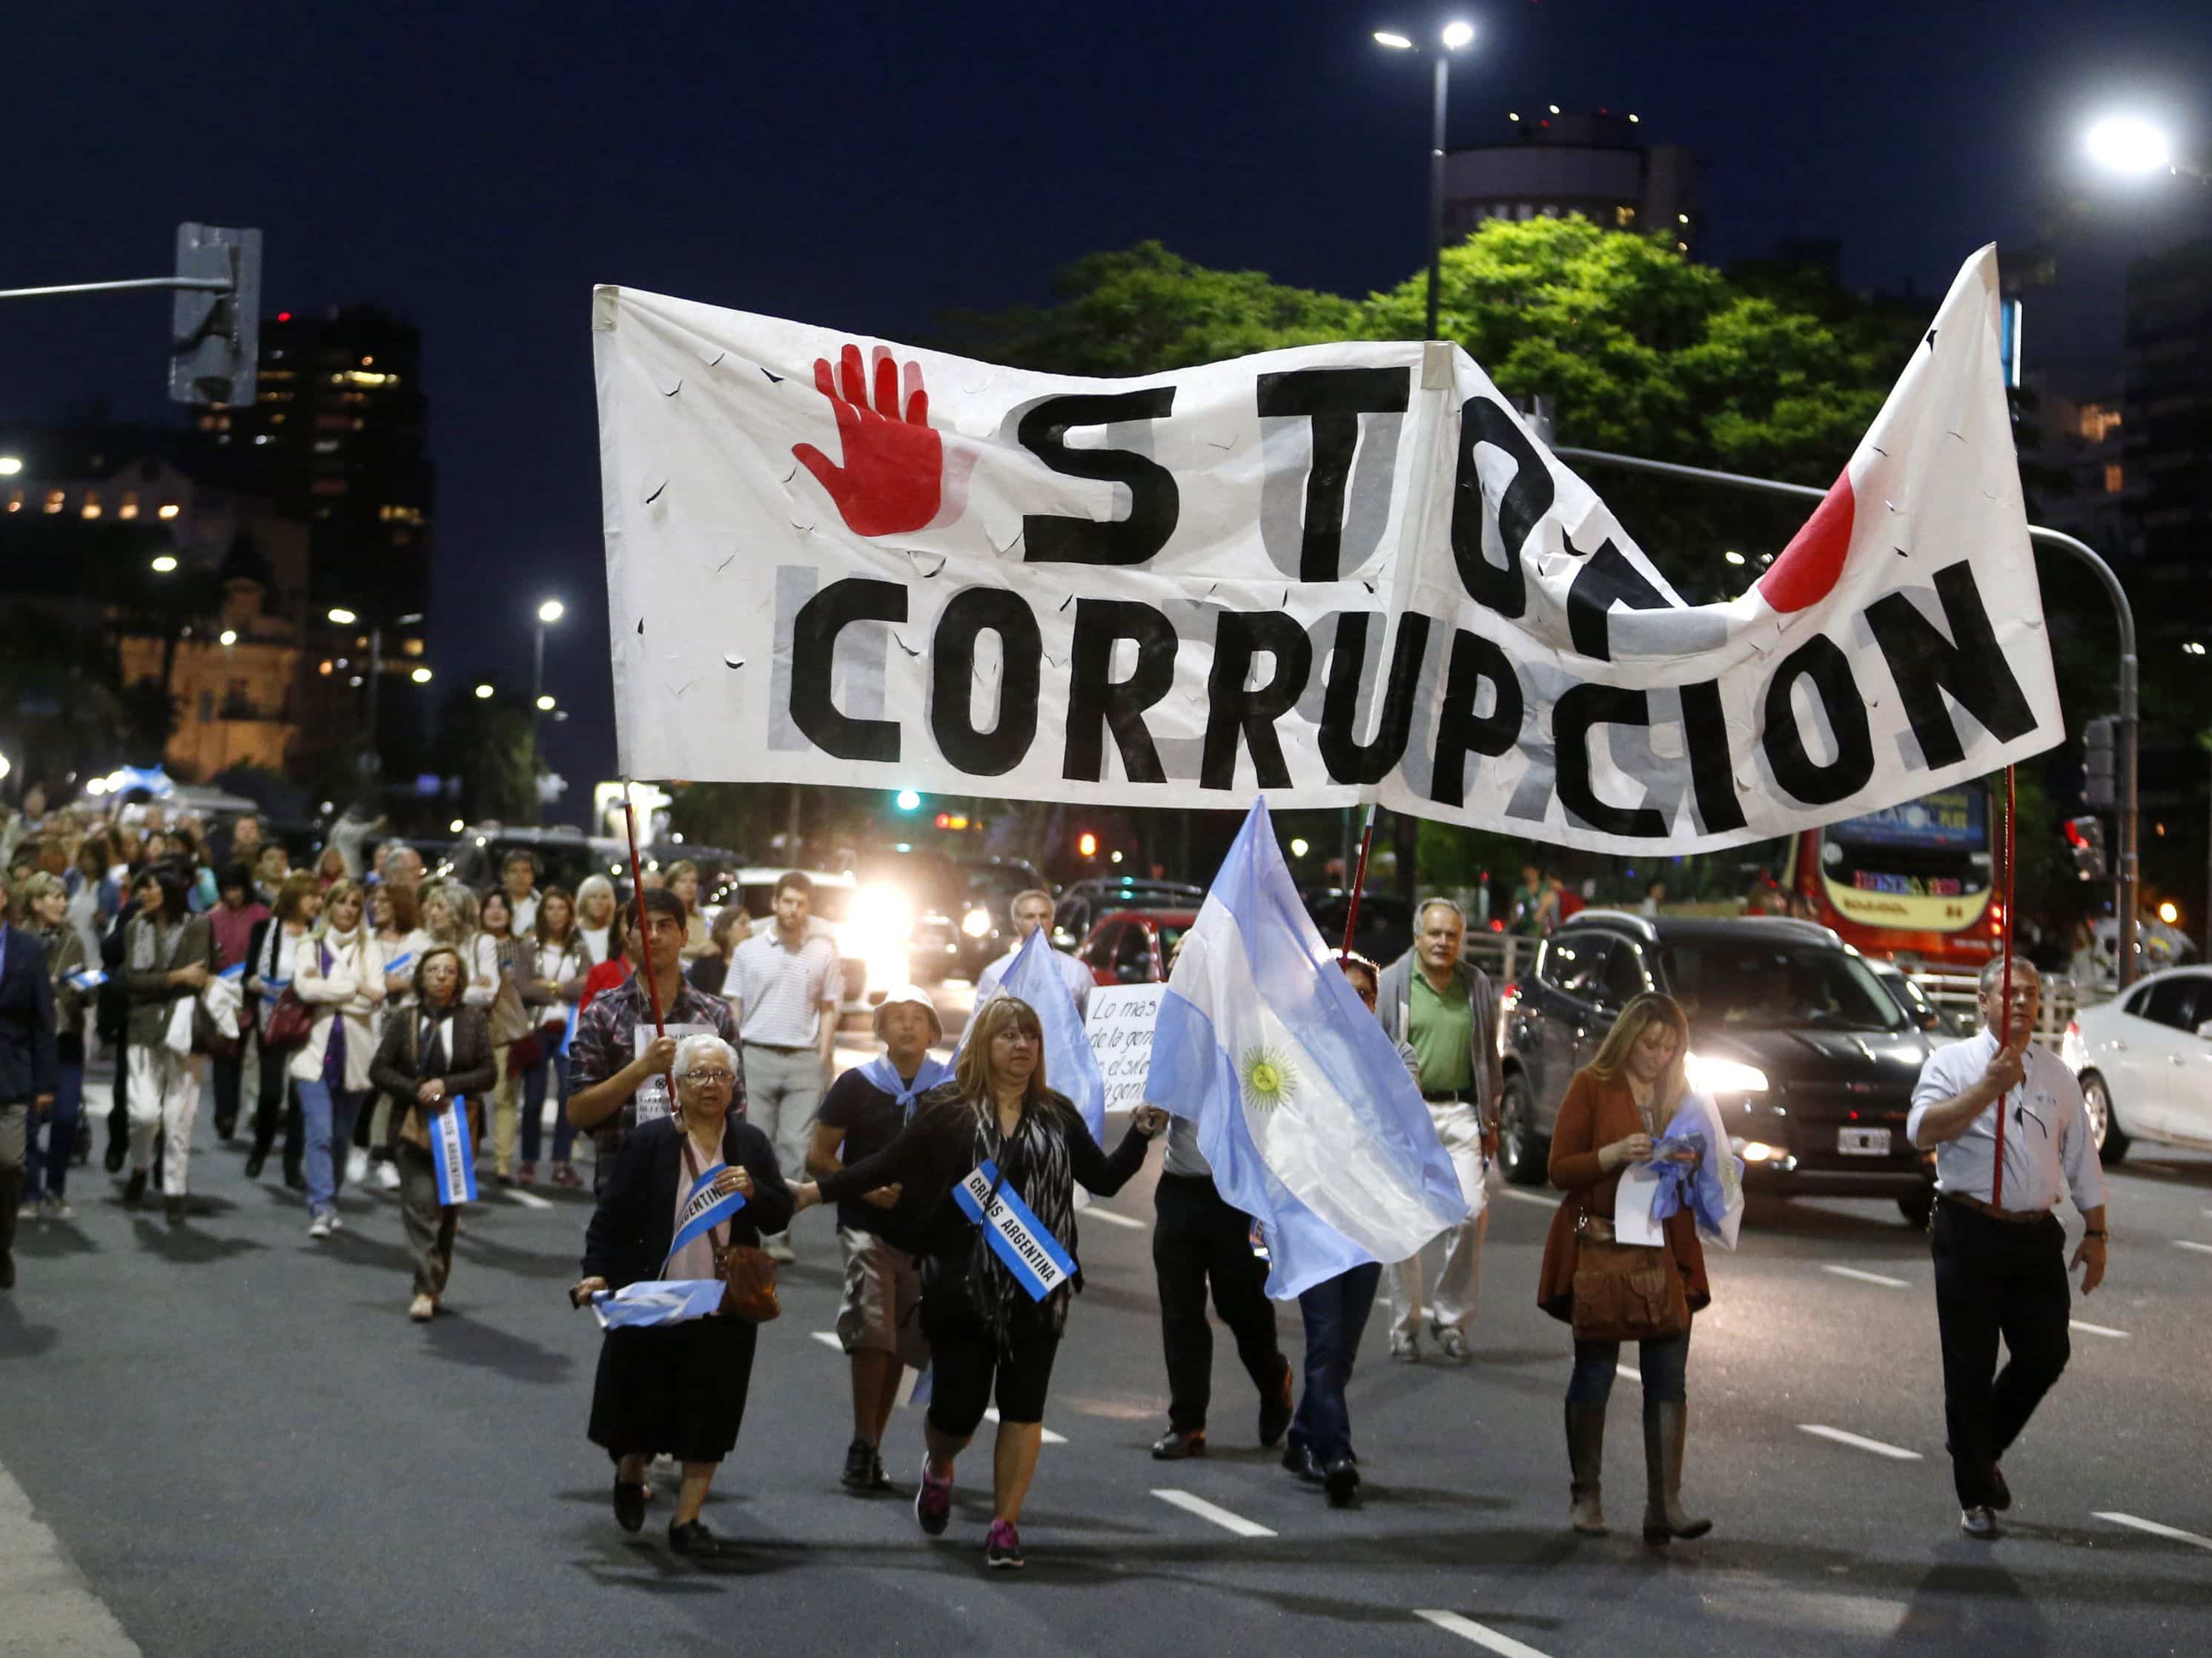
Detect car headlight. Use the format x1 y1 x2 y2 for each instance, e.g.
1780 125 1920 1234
961 906 992 939
1685 1052 1770 1095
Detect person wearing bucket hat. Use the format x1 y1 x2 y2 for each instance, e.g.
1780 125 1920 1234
808 984 951 1493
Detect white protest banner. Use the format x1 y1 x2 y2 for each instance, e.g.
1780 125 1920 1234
1085 983 1165 1115
594 247 2059 853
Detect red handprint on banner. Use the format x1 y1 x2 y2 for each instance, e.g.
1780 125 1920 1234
792 342 944 537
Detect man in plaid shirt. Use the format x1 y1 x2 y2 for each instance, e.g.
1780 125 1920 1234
567 889 741 1191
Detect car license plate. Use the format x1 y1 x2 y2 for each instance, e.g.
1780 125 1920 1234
1838 1127 1892 1156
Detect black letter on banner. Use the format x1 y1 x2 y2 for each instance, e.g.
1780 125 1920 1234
929 587 1042 777
1428 629 1523 808
1018 390 1179 566
1202 611 1314 789
1254 367 1411 582
1554 684 1666 838
791 577 906 763
1064 599 1177 783
1678 679 1748 834
1864 560 2037 769
1450 397 1552 619
1318 611 1431 783
1762 635 1875 804
1566 534 1673 662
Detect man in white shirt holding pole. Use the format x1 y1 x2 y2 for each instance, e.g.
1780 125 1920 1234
1907 956 2110 1540
973 889 1093 1018
729 871 844 1263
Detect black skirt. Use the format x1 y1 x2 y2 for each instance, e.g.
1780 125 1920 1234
587 1316 758 1465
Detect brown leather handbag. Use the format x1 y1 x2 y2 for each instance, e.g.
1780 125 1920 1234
1569 1208 1688 1343
681 1141 781 1323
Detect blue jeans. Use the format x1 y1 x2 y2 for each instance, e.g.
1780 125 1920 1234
1566 1330 1691 1406
297 1080 368 1215
1288 1260 1383 1467
22 1061 84 1201
519 1052 574 1165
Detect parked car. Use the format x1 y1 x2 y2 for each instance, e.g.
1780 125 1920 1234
1076 910 1199 986
2062 966 2212 1161
1053 878 1205 951
1867 958 1972 1047
1498 911 1938 1226
1299 889 1414 969
446 824 637 897
952 856 1049 981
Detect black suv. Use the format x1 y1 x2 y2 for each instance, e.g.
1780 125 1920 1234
1497 912 1938 1226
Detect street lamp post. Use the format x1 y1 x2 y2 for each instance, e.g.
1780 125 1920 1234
532 599 564 824
329 606 424 806
1374 20 1477 341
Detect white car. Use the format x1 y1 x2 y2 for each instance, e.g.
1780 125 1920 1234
2061 966 2212 1158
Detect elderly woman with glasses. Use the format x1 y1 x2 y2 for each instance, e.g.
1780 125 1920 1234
572 1032 790 1559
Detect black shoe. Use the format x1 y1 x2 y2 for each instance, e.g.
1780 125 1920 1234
283 1164 305 1193
1323 1457 1362 1509
1258 1358 1294 1449
0 1250 14 1290
123 1170 148 1210
214 1118 236 1142
669 1518 721 1556
165 1196 185 1226
870 1450 893 1491
1151 1428 1206 1462
104 1141 125 1175
1987 1465 2012 1513
612 1476 646 1533
841 1437 875 1493
1960 1505 2001 1540
1282 1442 1322 1483
245 1148 267 1180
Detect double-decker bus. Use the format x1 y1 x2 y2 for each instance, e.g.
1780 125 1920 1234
1778 783 1999 966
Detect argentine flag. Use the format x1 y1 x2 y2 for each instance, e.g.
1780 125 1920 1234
1147 799 1468 1299
964 926 1105 1142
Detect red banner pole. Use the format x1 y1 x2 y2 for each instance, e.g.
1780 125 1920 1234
1340 803 1380 956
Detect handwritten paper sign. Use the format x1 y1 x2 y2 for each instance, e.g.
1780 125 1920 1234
1087 984 1165 1114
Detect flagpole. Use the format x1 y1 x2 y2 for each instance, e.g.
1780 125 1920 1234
1341 802 1380 955
620 779 669 1044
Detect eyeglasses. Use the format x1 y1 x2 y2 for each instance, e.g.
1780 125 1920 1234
681 1070 737 1089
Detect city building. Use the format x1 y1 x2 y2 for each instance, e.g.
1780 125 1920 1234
2120 238 2212 643
1442 110 1699 252
116 552 304 778
2034 390 2130 556
208 305 436 624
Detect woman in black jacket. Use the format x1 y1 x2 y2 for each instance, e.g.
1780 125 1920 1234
792 995 1166 1571
572 1032 792 1558
366 946 495 1322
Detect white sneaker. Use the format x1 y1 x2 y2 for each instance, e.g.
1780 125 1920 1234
345 1148 370 1187
374 1160 402 1192
308 1212 333 1240
326 1210 345 1234
40 1196 74 1223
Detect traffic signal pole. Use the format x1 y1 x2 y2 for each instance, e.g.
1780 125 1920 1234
1552 444 2142 989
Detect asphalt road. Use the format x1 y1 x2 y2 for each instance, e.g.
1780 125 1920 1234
4 981 2209 1658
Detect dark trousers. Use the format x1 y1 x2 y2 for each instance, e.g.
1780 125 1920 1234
1288 1261 1383 1468
397 1143 458 1296
1152 1173 1282 1433
520 1052 575 1165
1566 1330 1690 1405
250 1038 301 1170
1931 1200 2071 1508
211 1052 245 1135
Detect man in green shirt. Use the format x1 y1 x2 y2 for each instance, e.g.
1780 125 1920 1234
1373 898 1500 1363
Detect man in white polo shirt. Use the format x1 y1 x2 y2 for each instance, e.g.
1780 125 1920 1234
973 888 1093 1018
729 870 844 1261
1908 956 2110 1540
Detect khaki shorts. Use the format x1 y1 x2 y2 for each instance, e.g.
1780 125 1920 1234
835 1225 929 1367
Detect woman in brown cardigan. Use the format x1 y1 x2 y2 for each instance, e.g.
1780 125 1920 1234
1538 992 1712 1545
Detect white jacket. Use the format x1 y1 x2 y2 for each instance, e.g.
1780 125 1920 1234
290 926 388 1090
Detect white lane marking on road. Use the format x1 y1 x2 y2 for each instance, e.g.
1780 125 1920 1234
1798 1425 1922 1461
810 1330 841 1350
1822 1264 1910 1288
2070 1319 2130 1339
1616 1364 1641 1385
2173 1240 2212 1256
1500 1189 1555 1208
2094 1511 2212 1552
981 1409 1066 1445
1151 1488 1276 1539
1413 1608 1554 1657
0 1451 142 1655
506 1187 554 1210
1083 1207 1148 1230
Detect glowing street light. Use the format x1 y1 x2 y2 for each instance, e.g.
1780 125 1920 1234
1372 30 1412 49
535 694 556 712
474 683 495 700
1440 19 1474 49
0 456 21 476
327 606 358 625
1371 21 1479 341
537 598 566 625
149 554 178 574
218 629 238 646
2085 115 2174 176
411 666 433 684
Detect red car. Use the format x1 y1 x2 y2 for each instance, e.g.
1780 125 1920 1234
1076 909 1198 986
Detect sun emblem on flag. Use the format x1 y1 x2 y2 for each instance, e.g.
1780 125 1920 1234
1239 1044 1298 1113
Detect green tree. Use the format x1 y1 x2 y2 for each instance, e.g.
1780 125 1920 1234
436 691 537 825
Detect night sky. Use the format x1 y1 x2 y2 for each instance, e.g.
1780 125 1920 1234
4 0 2208 818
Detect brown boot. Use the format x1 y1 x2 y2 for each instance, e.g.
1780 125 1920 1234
1641 1399 1712 1545
1566 1403 1608 1535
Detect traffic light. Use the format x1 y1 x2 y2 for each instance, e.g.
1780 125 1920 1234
2082 715 2116 809
1076 831 1099 859
892 789 921 813
168 222 261 407
2064 815 2107 882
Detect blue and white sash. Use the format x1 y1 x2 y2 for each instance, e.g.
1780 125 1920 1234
952 1159 1076 1301
219 962 246 981
860 1052 953 1118
383 951 416 981
559 1000 580 1058
67 967 108 992
663 1162 746 1272
429 1096 477 1206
